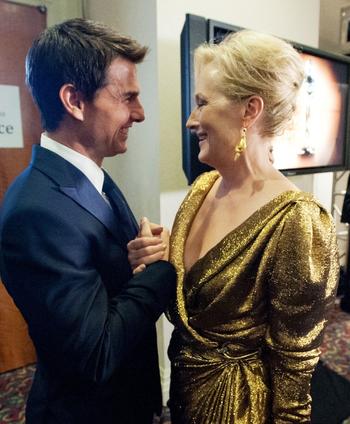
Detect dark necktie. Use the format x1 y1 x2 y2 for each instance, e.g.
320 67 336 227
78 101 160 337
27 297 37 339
102 171 138 243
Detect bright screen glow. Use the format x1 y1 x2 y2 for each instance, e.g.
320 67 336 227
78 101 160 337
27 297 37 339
273 53 348 172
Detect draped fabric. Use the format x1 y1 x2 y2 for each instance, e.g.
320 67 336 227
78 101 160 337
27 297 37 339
168 171 339 424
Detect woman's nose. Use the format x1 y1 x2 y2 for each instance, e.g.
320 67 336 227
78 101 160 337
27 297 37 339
186 109 198 129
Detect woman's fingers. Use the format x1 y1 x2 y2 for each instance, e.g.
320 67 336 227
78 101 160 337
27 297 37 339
140 217 164 237
139 217 152 237
128 243 166 261
129 250 166 268
127 236 163 251
150 222 163 236
128 237 166 268
159 228 170 260
133 264 146 274
127 218 170 272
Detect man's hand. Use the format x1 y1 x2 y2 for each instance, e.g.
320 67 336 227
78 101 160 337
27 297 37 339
127 217 169 274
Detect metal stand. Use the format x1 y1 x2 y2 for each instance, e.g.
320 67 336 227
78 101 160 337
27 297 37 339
331 171 349 269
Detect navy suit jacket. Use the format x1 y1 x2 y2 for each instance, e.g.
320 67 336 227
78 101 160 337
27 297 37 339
0 145 176 424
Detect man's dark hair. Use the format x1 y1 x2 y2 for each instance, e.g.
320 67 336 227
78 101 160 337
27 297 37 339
25 18 148 131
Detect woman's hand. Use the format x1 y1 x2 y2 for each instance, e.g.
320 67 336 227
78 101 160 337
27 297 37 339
127 217 169 274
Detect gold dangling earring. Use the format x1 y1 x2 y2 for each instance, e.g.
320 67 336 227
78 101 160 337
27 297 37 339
234 127 247 161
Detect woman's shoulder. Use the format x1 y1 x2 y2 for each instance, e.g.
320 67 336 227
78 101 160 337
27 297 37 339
182 170 220 202
280 190 335 235
172 171 219 224
264 174 328 216
191 170 220 190
285 190 329 213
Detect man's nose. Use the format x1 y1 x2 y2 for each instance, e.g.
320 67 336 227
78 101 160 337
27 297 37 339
131 98 145 122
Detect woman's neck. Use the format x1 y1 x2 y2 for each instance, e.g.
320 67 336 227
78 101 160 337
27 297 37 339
215 135 279 194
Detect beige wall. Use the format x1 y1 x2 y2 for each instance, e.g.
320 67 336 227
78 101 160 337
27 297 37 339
7 0 83 25
320 0 350 52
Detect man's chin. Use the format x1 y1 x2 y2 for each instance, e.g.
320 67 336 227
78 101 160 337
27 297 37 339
115 139 128 155
119 143 128 154
104 145 128 157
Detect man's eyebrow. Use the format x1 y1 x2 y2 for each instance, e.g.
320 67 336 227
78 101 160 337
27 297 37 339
122 90 140 99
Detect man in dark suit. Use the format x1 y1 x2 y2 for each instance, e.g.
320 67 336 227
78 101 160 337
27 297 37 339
0 18 176 424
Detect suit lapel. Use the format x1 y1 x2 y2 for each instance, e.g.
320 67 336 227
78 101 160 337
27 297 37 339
59 183 123 244
31 145 125 246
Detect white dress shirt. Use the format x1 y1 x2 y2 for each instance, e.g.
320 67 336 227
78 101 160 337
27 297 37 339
40 133 105 195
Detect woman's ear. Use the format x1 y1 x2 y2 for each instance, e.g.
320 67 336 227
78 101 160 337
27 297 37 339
59 84 84 122
243 95 264 128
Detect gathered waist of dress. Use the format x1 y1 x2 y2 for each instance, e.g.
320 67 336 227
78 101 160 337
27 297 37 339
216 344 261 361
171 331 262 364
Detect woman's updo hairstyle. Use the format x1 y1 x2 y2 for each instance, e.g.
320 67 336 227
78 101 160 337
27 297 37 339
194 30 305 137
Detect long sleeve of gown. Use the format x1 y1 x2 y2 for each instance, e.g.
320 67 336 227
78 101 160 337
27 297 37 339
265 200 339 423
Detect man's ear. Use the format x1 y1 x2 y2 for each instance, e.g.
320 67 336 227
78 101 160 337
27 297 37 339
59 84 85 122
243 95 264 128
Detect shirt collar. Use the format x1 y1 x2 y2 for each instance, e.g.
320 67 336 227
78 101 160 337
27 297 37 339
40 133 104 194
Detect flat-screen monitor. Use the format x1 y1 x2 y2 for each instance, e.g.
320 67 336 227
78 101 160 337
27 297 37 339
181 14 350 184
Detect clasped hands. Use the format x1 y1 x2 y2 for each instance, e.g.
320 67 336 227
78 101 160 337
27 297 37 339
127 217 169 274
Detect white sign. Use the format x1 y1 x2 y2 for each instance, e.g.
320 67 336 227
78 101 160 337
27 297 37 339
0 84 24 148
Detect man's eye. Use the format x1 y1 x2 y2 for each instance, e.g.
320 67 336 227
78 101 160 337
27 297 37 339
124 94 136 103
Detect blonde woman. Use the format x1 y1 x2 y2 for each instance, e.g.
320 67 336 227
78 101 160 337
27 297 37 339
128 30 339 423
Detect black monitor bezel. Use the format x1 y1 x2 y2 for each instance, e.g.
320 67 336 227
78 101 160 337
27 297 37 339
181 14 350 184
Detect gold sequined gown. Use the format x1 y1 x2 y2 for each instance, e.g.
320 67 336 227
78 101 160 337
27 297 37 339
168 171 339 424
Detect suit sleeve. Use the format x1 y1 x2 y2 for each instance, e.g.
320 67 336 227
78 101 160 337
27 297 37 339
265 201 339 423
0 204 176 383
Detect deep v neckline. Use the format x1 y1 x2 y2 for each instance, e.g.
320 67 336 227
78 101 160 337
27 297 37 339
169 171 317 345
183 173 300 275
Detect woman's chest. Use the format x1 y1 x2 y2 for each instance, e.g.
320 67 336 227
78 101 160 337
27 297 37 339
184 197 252 271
